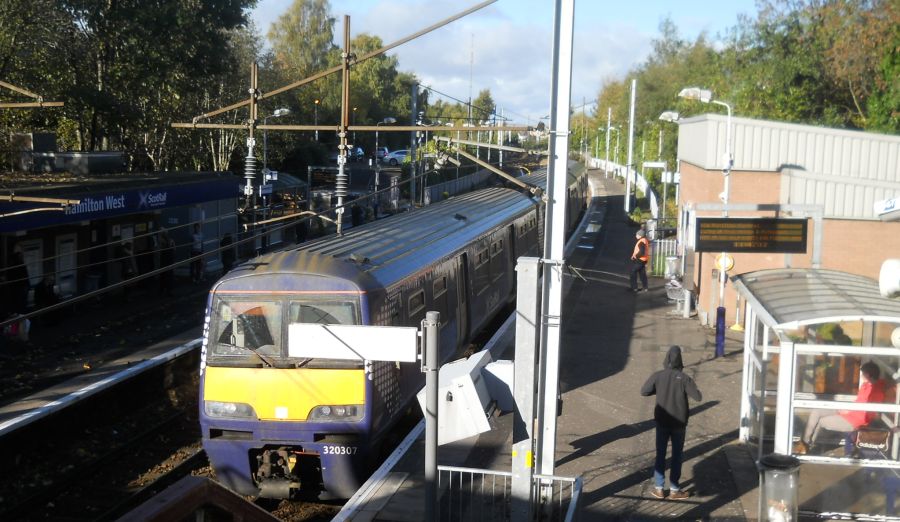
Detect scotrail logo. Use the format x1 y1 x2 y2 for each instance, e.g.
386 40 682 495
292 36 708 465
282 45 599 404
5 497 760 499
138 191 167 209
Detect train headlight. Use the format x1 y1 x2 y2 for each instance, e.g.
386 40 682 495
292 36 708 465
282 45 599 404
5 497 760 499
309 404 363 422
204 400 257 419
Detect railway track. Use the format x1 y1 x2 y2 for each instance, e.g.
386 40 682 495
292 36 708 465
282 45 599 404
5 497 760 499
0 271 520 521
0 348 201 521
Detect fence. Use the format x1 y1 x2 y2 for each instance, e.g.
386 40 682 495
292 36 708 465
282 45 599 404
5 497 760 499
436 465 581 521
649 238 678 277
426 170 493 204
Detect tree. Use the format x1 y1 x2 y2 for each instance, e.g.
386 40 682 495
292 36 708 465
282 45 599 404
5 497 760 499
472 89 496 122
269 0 335 79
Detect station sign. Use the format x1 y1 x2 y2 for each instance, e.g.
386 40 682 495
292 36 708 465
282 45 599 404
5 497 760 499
695 217 808 253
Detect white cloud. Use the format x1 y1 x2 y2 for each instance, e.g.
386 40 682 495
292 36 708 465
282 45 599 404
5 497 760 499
252 0 746 123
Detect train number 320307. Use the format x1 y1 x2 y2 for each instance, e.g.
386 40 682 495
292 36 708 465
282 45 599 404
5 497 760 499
322 445 358 455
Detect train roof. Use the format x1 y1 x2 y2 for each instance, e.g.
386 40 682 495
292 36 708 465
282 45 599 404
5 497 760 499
218 175 547 292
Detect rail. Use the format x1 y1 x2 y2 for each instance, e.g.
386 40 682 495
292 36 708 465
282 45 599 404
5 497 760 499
437 465 581 521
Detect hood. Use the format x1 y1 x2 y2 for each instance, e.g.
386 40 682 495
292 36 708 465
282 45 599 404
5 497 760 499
664 345 683 370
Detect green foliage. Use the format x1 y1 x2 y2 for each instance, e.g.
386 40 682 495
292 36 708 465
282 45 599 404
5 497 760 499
0 0 257 171
589 2 897 210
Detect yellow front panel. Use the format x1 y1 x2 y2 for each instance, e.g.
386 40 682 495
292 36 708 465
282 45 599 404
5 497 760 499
204 367 365 421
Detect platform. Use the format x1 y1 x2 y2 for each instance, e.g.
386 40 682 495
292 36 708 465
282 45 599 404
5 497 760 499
336 172 758 521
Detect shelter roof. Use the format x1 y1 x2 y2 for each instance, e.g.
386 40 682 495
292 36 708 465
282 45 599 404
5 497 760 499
732 268 900 329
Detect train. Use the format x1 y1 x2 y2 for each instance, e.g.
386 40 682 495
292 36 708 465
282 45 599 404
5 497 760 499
198 169 587 499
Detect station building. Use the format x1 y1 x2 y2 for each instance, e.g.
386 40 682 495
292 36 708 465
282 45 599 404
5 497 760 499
676 115 900 517
0 170 240 310
676 115 900 326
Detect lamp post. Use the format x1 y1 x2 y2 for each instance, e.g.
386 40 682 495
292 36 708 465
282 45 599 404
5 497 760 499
605 107 612 178
625 78 637 213
374 117 396 216
658 111 680 223
678 86 733 357
375 117 396 164
263 107 291 170
314 99 320 142
610 127 620 172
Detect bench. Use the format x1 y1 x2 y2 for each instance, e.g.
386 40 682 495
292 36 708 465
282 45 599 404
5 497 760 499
844 421 892 459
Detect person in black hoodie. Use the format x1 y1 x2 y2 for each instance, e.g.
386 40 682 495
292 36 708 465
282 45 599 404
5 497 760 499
641 345 702 500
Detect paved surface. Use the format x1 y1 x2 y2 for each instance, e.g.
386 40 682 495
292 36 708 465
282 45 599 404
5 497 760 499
343 170 760 521
556 173 755 520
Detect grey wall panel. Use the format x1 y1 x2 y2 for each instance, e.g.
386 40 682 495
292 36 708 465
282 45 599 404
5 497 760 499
679 115 900 220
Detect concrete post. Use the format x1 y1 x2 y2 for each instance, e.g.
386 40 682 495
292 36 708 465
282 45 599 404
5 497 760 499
512 258 541 521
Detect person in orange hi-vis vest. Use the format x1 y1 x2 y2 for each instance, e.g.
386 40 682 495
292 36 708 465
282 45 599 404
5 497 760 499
630 229 650 293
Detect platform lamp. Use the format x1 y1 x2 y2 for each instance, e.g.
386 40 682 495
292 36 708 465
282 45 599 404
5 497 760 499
609 126 620 174
678 87 733 357
314 99 320 142
657 111 680 222
263 108 291 171
374 117 396 213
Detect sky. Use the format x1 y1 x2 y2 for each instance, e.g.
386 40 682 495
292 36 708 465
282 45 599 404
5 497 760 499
250 0 758 124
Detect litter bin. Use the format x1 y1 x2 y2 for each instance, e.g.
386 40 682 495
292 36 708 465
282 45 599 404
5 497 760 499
759 453 800 521
646 219 657 240
665 256 679 279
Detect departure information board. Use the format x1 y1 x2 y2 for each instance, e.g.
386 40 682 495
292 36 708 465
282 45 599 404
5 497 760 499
695 218 808 253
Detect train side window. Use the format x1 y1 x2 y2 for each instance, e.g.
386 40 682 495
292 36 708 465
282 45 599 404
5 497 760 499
433 276 447 297
433 276 449 321
491 239 504 257
475 248 488 268
474 247 490 295
408 290 426 320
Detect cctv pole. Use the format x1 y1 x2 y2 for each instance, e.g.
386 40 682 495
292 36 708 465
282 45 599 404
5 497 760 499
423 311 440 521
625 78 636 213
537 0 574 480
410 82 418 207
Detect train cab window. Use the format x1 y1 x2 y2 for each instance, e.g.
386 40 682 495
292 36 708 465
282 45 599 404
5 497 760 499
212 299 282 357
289 301 357 325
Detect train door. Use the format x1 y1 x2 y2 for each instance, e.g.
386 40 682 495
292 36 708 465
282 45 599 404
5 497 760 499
55 234 77 297
456 253 468 344
19 239 43 307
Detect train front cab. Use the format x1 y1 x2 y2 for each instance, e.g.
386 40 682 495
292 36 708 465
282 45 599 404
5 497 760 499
199 281 374 499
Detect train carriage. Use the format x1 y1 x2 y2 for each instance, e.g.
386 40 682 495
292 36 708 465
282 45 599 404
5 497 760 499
198 171 584 499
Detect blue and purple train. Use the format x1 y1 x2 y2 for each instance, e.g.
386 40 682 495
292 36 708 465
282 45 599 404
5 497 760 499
198 170 587 499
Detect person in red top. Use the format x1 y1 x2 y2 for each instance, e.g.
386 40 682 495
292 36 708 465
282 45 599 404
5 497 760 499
630 229 650 293
795 361 886 454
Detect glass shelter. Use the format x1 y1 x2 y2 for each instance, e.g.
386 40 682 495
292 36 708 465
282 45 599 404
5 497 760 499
734 269 900 518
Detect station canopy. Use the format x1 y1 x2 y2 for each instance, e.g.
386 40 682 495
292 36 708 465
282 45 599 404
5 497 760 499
732 268 900 331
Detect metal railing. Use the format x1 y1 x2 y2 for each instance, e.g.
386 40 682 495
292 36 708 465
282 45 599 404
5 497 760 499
437 465 581 521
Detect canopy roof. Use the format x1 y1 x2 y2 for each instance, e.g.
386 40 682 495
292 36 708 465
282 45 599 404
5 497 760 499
732 268 900 330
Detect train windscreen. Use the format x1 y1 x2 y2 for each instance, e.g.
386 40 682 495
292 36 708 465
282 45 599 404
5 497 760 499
210 298 282 358
208 296 360 367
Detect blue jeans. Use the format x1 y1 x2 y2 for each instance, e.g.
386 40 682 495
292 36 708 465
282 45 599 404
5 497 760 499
654 424 686 490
